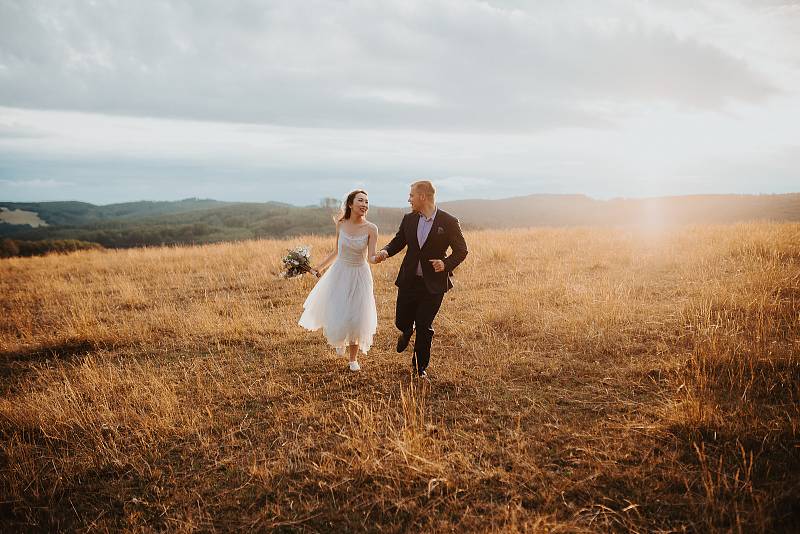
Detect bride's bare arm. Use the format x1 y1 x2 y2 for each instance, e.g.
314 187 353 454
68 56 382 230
312 224 340 273
367 223 380 264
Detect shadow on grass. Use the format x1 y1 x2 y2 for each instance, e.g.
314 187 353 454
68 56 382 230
0 460 154 533
0 339 97 393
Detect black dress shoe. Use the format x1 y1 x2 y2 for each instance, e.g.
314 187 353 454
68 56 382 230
396 330 413 353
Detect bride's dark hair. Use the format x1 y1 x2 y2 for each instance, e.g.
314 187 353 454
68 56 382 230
335 189 368 223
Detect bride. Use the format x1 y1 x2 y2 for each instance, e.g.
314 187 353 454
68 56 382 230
299 190 383 371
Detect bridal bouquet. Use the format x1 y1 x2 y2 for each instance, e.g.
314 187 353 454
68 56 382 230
280 245 314 278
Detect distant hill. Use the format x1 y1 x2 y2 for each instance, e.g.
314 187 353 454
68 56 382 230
1 193 798 254
0 198 235 227
0 198 406 250
440 193 800 228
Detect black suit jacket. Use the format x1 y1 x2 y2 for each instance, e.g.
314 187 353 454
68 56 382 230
382 208 468 294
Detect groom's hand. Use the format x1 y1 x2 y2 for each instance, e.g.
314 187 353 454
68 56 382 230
429 259 445 272
377 250 389 262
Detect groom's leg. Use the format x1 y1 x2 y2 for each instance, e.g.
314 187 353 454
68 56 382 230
395 285 417 337
413 287 444 373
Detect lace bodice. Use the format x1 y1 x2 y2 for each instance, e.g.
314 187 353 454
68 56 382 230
337 231 369 266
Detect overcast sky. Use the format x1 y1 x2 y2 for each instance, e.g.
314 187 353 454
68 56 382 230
1 0 798 206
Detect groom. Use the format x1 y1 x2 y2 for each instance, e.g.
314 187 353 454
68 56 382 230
376 180 468 377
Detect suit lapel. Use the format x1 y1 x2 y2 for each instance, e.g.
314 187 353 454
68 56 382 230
408 214 421 251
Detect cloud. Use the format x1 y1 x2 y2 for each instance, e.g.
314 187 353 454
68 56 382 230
0 1 797 205
343 87 440 107
0 119 48 139
435 176 495 193
0 178 75 188
0 0 779 132
692 144 800 192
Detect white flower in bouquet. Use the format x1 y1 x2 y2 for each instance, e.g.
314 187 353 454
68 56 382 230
280 246 313 278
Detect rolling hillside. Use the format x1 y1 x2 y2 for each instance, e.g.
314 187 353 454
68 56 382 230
0 200 407 251
439 193 800 228
0 198 235 226
1 194 799 255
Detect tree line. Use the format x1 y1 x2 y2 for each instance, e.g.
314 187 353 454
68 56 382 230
1 238 104 258
0 200 409 259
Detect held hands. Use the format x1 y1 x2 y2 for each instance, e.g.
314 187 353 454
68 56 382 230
373 250 389 264
429 259 445 272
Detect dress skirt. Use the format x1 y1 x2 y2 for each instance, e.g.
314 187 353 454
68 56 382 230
298 257 377 355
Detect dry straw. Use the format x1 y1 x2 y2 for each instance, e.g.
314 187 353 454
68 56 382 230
1 223 798 531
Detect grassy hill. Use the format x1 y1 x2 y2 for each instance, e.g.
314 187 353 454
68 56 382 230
440 193 800 228
1 223 798 531
1 194 800 255
0 199 406 250
0 198 235 226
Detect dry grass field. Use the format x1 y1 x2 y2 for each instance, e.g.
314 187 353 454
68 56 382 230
1 223 799 532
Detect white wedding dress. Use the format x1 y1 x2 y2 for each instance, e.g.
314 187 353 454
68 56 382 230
298 230 377 355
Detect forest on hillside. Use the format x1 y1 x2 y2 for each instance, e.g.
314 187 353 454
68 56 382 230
0 200 406 256
2 194 799 258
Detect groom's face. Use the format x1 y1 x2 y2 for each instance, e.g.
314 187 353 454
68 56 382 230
408 187 425 212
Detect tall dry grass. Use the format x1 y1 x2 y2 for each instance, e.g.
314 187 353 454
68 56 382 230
1 223 798 532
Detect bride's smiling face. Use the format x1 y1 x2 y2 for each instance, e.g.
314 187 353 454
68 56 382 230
351 193 369 217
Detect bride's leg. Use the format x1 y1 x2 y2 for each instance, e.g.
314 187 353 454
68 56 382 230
347 344 361 371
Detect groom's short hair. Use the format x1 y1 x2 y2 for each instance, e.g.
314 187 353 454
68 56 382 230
412 180 436 199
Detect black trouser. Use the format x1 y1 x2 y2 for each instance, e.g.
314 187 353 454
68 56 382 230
395 277 445 373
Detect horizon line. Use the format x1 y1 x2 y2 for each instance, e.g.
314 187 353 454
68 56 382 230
2 191 799 208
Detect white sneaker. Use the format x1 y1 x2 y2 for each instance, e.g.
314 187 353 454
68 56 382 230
348 361 361 372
